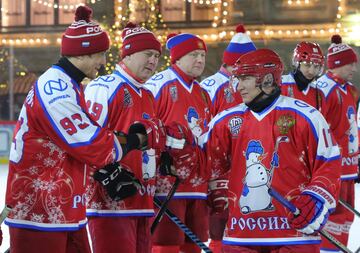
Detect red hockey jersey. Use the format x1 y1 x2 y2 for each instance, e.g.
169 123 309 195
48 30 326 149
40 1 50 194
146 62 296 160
281 73 323 110
5 65 122 231
145 65 211 199
201 95 341 246
200 66 243 115
315 71 359 180
85 63 157 217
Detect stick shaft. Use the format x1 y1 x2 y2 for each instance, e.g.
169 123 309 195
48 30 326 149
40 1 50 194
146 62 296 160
339 199 360 218
151 176 180 234
153 197 212 253
0 205 11 224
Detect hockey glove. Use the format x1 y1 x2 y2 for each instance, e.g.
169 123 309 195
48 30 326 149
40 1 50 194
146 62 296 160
128 118 166 151
355 158 360 184
93 162 142 201
165 122 193 149
287 193 330 234
208 179 229 215
165 122 199 180
169 144 199 180
159 151 175 176
114 131 142 155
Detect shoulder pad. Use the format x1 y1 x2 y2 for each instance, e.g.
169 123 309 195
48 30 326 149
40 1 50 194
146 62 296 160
144 69 175 97
313 74 337 98
200 72 230 100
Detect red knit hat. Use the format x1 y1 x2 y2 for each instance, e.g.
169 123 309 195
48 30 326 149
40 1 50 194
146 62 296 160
166 33 207 64
121 22 162 58
327 34 358 69
61 6 110 56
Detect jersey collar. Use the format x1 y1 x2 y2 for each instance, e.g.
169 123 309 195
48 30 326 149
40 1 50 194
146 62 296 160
114 62 143 95
170 64 198 93
326 71 348 86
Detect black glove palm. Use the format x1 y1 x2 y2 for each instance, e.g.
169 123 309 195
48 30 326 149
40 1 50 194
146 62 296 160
93 163 142 201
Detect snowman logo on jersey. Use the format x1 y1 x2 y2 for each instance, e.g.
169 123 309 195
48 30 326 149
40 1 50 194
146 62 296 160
346 106 358 154
239 140 275 214
185 107 203 138
141 149 156 180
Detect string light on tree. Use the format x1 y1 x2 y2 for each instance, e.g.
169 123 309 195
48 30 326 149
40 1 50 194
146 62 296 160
0 48 29 91
221 0 229 25
287 0 312 5
31 0 102 9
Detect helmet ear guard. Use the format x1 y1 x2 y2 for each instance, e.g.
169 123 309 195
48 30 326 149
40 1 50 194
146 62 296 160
261 73 274 88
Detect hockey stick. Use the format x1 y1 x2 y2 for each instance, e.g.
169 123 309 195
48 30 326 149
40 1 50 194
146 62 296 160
268 136 289 185
268 188 353 253
339 198 360 253
339 198 360 218
0 205 11 224
151 175 180 234
153 197 213 253
1 206 12 253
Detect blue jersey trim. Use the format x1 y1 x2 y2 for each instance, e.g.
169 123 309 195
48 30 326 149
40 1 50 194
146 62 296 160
316 154 341 162
223 239 321 246
86 212 154 217
5 220 87 232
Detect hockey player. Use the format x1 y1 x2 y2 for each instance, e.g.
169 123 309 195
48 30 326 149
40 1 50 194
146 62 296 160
200 24 256 116
314 35 359 252
4 7 166 253
84 22 164 253
200 24 256 253
281 41 325 109
145 33 211 253
201 48 341 253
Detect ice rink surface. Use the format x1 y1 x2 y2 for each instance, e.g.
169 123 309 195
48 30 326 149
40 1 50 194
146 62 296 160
1 163 359 253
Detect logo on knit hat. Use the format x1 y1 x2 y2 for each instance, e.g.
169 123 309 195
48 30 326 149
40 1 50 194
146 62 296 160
86 26 103 34
124 27 149 39
121 22 162 58
82 42 90 47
